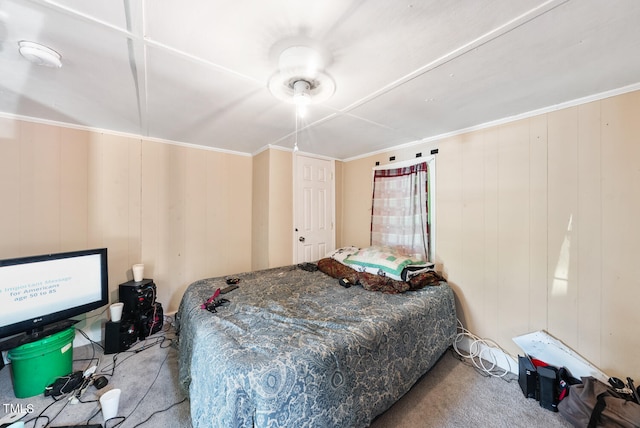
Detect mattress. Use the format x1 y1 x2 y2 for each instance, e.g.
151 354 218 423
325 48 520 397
176 264 456 428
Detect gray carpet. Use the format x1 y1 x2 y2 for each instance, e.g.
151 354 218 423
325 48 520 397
370 351 572 428
0 326 572 427
0 327 189 428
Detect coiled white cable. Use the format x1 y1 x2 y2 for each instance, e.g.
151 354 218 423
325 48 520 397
453 319 516 378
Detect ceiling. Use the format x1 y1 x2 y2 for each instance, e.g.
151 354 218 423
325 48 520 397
1 1 639 160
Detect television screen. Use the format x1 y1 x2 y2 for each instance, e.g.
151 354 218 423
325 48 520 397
0 248 108 345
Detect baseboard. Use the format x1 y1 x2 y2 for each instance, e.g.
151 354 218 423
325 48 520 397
454 335 518 375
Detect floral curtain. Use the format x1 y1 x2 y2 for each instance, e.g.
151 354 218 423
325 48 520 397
371 161 430 261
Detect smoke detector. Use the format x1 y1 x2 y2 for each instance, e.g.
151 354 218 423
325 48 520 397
18 41 62 68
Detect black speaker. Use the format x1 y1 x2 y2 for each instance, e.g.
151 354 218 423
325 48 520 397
115 278 162 348
518 355 538 399
104 321 120 354
104 320 138 354
119 279 156 316
538 365 559 412
138 302 163 340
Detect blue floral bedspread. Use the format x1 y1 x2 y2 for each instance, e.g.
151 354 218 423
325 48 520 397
176 265 456 428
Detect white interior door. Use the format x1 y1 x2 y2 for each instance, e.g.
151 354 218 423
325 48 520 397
294 154 335 263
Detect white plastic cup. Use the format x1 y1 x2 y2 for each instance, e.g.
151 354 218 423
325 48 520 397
109 302 124 322
100 388 121 421
132 264 144 282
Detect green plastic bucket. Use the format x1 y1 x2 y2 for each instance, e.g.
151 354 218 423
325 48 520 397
8 327 75 398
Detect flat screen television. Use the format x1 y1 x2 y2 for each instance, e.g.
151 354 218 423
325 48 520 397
0 248 108 350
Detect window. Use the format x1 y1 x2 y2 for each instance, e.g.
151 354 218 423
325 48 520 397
371 156 435 261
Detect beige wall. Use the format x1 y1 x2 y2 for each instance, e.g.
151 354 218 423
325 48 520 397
252 150 270 270
251 148 293 270
4 89 639 380
340 156 376 248
0 117 253 322
268 149 293 267
340 89 640 380
334 160 344 248
141 141 253 311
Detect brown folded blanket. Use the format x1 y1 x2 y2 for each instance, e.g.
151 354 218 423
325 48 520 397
316 258 444 294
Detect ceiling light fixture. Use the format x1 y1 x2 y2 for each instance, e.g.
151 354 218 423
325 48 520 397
268 45 335 152
18 41 62 68
268 46 335 106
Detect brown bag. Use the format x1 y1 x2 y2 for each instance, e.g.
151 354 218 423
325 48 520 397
558 377 640 427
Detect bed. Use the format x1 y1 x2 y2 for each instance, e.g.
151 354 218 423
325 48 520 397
176 259 456 428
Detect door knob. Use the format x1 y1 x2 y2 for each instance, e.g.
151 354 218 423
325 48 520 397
299 236 305 242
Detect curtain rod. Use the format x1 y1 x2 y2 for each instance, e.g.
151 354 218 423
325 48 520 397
372 154 435 171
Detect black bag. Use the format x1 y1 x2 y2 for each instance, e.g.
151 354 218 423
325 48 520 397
558 377 640 427
44 370 84 397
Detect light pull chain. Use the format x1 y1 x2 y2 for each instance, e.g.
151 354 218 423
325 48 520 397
293 106 299 152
